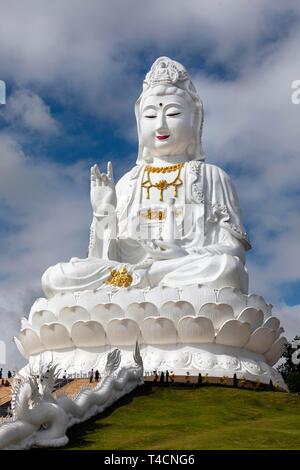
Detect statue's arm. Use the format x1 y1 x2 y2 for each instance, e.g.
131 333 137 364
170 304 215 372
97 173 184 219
192 231 246 263
88 166 143 261
188 164 250 262
88 162 118 259
88 212 117 259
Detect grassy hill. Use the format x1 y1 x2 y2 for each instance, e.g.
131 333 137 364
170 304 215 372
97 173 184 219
63 384 300 450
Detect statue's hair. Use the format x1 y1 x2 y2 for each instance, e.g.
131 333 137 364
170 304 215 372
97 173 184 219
139 84 195 110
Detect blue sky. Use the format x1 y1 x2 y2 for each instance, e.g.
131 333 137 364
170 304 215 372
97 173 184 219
0 0 300 368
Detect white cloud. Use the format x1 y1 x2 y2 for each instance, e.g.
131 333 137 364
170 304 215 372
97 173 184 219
192 23 300 304
0 0 300 368
0 133 93 282
0 0 298 120
0 131 95 369
276 305 300 342
2 90 60 135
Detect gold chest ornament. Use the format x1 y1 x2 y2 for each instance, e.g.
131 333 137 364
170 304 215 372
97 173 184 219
141 162 184 202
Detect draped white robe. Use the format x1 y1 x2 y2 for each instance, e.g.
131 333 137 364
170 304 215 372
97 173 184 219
42 161 250 297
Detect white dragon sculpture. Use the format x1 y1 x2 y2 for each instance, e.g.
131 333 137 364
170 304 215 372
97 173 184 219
0 342 143 450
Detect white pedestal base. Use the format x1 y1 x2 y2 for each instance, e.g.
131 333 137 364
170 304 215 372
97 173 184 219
16 285 288 391
20 343 287 391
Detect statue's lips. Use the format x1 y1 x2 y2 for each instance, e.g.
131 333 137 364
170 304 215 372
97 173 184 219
156 135 170 140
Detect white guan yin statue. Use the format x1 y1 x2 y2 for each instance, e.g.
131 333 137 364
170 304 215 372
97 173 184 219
16 57 287 388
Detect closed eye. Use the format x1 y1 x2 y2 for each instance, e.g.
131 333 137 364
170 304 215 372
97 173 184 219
167 112 181 117
145 115 156 118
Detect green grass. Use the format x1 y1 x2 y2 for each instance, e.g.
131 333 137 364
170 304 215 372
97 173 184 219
63 385 300 450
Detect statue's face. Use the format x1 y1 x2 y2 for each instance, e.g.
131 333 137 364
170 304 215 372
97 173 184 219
139 92 195 158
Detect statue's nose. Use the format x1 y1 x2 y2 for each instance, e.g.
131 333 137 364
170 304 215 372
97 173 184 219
156 112 168 133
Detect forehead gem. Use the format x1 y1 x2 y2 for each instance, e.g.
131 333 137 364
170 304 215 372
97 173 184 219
159 103 163 107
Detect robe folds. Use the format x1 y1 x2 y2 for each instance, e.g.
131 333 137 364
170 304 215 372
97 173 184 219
42 161 250 297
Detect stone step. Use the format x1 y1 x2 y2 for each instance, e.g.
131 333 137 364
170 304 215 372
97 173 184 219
0 381 12 406
53 378 98 400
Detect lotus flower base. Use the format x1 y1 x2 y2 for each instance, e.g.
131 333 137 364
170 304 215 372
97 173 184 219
16 285 287 390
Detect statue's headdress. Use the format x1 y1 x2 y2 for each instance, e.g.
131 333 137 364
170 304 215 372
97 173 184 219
135 56 205 164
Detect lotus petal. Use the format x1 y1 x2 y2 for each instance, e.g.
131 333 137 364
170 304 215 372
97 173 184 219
263 317 280 332
58 306 90 330
217 287 247 316
161 301 195 325
177 316 214 343
48 293 77 314
14 336 28 358
29 297 49 322
144 286 180 308
246 294 268 316
266 304 273 316
245 327 276 354
21 317 31 329
18 328 44 355
75 290 110 310
198 303 233 331
106 319 140 346
40 323 73 349
237 308 264 332
126 302 158 322
275 326 285 340
179 285 217 312
31 310 57 331
216 320 251 347
265 337 288 366
112 288 145 308
140 317 177 345
90 303 124 327
71 321 106 347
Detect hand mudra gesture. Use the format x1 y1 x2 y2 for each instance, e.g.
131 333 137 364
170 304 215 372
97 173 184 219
90 161 117 215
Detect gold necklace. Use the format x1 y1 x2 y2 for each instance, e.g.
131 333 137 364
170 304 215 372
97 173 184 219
141 162 185 201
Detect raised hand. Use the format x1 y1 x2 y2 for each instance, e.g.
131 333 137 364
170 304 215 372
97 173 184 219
90 161 117 215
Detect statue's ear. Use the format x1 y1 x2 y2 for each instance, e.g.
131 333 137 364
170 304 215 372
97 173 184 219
185 108 198 158
186 142 196 158
191 103 205 161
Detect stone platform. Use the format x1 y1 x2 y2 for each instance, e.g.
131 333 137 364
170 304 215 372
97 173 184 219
15 285 287 390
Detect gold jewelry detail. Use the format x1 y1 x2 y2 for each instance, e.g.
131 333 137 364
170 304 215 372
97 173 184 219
106 266 133 288
141 162 184 201
140 207 183 221
146 209 166 220
145 163 185 174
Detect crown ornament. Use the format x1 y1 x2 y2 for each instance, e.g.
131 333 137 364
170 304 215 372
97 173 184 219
144 56 198 100
145 56 189 87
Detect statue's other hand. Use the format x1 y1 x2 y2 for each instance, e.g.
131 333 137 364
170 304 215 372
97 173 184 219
90 161 117 214
140 240 187 260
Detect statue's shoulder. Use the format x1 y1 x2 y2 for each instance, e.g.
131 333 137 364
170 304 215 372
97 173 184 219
116 165 141 199
201 162 234 188
201 162 230 179
116 165 140 196
187 161 233 203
